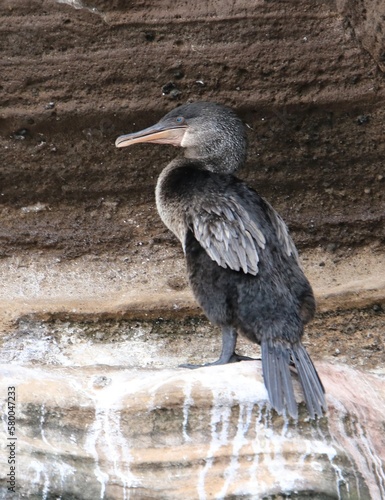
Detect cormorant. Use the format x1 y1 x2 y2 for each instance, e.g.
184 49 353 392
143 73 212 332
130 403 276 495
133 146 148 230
116 101 326 419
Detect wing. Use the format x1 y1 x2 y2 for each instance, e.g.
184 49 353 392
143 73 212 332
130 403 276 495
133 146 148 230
186 195 266 275
263 199 299 261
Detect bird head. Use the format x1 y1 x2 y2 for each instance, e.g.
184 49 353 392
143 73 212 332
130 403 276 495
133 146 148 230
115 101 247 173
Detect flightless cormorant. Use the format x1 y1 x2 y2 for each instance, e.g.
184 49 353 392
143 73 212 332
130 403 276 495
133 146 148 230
116 101 326 419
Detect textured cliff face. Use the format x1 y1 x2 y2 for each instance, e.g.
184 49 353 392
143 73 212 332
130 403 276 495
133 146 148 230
1 0 384 256
1 0 385 498
338 0 385 72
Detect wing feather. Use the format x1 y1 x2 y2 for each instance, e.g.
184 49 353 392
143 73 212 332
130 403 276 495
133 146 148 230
188 195 266 275
264 200 298 260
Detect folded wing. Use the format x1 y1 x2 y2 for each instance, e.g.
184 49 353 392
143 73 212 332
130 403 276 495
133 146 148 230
187 195 266 275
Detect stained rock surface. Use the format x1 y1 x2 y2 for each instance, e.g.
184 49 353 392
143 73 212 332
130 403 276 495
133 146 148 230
1 0 385 499
1 362 385 499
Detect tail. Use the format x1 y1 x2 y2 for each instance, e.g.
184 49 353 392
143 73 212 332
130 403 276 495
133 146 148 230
261 340 326 419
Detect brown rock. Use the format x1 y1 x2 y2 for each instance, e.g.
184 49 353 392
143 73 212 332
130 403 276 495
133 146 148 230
0 0 384 256
337 0 385 71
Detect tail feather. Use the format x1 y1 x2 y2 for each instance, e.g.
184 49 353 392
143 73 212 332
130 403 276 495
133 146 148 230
262 341 298 419
261 340 326 419
292 344 326 419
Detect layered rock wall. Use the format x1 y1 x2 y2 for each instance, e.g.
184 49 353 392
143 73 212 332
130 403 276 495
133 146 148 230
0 0 384 255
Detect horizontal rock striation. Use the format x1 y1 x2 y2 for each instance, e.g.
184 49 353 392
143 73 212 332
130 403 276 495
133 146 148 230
0 0 384 254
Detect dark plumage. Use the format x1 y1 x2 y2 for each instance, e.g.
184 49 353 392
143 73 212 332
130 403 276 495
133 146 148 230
116 101 326 419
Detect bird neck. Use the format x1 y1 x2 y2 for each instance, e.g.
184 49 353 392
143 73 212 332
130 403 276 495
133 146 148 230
181 129 247 174
183 137 247 174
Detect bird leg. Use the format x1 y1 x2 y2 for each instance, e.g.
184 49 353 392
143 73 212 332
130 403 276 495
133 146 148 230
180 326 258 369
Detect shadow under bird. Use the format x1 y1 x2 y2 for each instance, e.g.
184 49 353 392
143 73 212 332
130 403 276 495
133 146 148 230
116 101 326 419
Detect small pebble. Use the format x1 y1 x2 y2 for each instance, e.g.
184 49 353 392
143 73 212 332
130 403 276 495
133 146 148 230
173 70 184 79
161 82 181 99
326 243 337 253
20 202 48 213
12 128 29 140
93 375 112 388
169 88 181 99
144 31 155 42
357 115 370 125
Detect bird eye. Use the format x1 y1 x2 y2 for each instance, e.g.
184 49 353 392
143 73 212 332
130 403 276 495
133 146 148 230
175 116 185 124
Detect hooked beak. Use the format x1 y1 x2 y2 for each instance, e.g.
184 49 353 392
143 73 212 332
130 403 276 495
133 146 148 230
115 122 187 148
